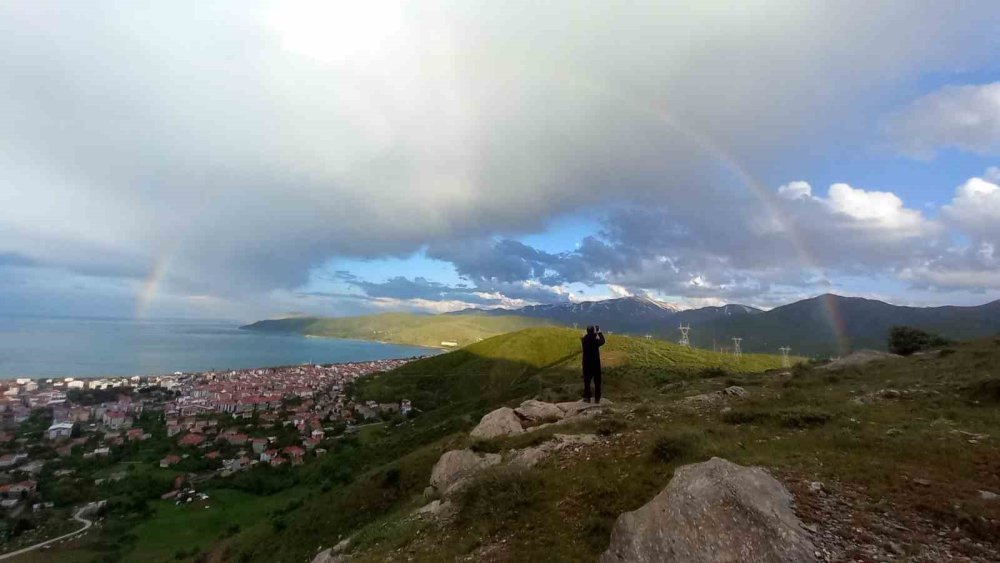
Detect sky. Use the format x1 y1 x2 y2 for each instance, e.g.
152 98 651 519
1 1 1000 321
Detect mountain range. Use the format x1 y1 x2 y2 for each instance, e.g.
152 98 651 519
451 294 1000 357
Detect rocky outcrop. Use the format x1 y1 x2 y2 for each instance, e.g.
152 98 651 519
415 499 457 520
601 457 817 563
506 433 599 470
312 538 352 563
556 399 611 418
470 407 524 440
429 449 501 495
681 386 747 409
514 399 564 422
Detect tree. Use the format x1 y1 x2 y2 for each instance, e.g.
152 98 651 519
888 326 950 356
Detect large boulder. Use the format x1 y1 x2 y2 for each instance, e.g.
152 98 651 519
470 407 524 440
429 449 501 493
514 399 564 422
601 457 817 563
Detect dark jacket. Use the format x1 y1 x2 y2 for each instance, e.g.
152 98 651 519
581 332 606 377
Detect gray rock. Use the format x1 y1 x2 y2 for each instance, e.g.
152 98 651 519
415 499 441 516
525 422 555 433
312 538 352 563
722 386 747 398
980 490 999 501
601 457 817 563
515 399 564 422
507 445 552 470
414 499 456 520
332 538 351 554
556 399 610 418
470 407 524 440
429 449 501 493
553 433 599 446
422 485 437 500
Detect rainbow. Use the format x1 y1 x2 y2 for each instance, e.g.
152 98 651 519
577 77 848 352
130 80 850 353
135 254 171 319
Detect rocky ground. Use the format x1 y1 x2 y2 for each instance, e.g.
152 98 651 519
317 342 1000 562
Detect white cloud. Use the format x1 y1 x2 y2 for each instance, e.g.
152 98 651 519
943 175 1000 242
885 82 1000 158
823 183 931 236
777 181 812 200
0 2 998 314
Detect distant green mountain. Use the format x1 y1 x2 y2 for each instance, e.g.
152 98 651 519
244 294 1000 358
687 294 1000 357
240 313 554 349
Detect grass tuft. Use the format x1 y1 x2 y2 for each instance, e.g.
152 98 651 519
777 407 832 428
650 429 703 463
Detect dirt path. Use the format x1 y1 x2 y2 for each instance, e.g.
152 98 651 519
0 507 93 560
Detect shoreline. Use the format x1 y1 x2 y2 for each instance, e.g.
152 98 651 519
0 317 444 380
0 352 434 382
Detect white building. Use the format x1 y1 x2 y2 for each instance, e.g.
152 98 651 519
47 422 74 440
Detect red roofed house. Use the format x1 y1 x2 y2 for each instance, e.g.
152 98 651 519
0 480 37 498
219 431 248 446
178 433 205 447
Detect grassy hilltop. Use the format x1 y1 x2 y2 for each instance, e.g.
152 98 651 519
240 313 553 349
198 328 789 562
216 333 1000 562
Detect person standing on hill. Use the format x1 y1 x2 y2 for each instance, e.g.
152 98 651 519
581 325 606 403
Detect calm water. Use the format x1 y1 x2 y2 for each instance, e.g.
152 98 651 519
0 316 434 378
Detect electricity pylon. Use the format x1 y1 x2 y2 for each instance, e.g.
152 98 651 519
732 337 742 361
678 324 691 347
779 346 791 368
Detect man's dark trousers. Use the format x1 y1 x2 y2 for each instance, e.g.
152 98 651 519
584 372 601 403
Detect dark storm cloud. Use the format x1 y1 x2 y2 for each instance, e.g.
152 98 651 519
1 2 998 313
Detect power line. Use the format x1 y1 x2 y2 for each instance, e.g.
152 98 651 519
779 346 791 368
732 337 742 361
678 324 690 347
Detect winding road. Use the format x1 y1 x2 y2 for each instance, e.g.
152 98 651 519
0 507 93 560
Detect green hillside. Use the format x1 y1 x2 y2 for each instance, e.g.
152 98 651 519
196 328 789 562
241 313 554 349
222 334 1000 563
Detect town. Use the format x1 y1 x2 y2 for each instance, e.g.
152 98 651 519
0 356 421 551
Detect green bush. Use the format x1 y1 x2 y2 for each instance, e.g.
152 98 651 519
888 326 951 356
777 407 832 428
650 430 702 463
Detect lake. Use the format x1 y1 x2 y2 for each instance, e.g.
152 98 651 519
0 316 435 378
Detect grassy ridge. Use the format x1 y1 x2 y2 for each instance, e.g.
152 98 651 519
359 327 791 412
241 313 553 349
209 328 789 562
